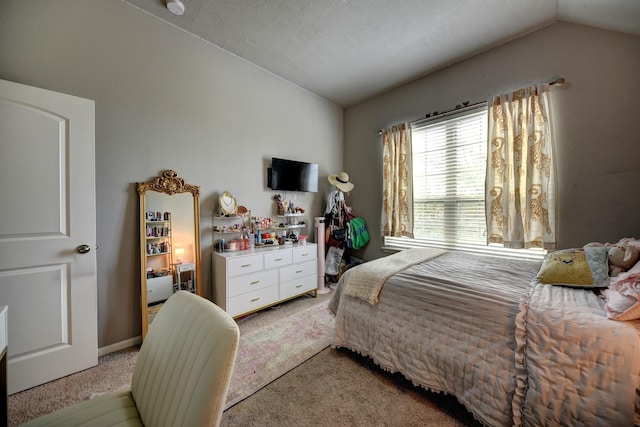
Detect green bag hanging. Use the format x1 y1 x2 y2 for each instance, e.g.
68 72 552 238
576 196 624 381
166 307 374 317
349 217 370 250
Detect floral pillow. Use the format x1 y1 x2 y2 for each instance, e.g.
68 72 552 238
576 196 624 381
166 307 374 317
536 246 609 288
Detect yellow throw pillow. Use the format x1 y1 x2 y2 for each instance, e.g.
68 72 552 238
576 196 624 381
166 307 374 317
536 247 609 287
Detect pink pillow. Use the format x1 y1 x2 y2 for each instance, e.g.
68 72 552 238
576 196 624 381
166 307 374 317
617 237 640 250
602 288 640 321
603 259 640 321
610 259 640 288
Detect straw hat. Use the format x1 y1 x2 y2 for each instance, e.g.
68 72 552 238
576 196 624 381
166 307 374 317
328 171 354 192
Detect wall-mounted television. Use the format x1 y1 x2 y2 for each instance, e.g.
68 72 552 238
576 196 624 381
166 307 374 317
268 157 318 193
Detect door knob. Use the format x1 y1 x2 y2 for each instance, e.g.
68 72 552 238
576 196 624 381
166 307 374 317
77 244 91 254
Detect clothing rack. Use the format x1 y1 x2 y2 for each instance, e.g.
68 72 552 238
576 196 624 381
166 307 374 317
377 76 565 135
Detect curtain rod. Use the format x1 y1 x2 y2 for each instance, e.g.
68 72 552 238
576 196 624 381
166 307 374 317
377 76 565 135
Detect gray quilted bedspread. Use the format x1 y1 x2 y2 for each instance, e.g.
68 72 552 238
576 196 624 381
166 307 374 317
329 250 640 426
514 282 640 426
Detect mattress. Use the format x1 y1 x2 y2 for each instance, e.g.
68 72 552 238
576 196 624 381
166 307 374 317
329 250 640 426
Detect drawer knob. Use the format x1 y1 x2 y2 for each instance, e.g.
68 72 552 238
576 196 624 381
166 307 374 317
241 263 252 268
295 269 303 273
296 284 302 288
251 297 260 302
250 280 260 285
275 257 283 261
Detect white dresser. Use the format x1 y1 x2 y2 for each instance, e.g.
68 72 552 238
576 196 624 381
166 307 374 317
213 243 317 317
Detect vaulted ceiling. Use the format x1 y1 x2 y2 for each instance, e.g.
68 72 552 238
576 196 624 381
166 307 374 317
125 0 640 107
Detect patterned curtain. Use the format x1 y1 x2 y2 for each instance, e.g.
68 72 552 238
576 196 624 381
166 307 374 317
486 84 556 250
381 123 413 237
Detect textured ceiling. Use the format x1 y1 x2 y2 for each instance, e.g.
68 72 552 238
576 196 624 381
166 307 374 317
124 0 640 107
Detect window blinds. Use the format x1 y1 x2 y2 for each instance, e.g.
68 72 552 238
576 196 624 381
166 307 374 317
411 106 488 245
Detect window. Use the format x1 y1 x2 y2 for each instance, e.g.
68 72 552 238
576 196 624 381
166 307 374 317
384 104 544 260
411 105 488 244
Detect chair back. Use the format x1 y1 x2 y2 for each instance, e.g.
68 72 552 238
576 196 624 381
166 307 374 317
132 291 239 427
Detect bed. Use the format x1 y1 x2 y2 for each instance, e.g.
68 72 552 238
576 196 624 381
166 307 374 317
328 248 640 426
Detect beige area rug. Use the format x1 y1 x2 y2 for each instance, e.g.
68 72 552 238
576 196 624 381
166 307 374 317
8 298 333 426
226 299 333 408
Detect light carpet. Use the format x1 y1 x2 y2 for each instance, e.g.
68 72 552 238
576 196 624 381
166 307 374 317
8 298 333 426
226 299 333 408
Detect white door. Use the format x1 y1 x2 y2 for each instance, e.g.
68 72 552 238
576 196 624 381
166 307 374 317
0 79 97 394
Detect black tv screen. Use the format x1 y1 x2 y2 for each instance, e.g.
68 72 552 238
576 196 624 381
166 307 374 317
268 157 318 193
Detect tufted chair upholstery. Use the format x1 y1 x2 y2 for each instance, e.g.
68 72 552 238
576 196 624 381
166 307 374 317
23 291 240 427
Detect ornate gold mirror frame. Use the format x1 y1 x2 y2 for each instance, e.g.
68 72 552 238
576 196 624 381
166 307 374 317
137 170 201 340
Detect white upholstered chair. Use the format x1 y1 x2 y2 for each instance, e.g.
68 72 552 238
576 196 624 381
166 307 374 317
23 291 240 427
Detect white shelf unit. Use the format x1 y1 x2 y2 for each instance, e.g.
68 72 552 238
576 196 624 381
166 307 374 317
213 243 318 317
144 215 173 304
213 212 308 251
275 213 307 240
213 214 250 252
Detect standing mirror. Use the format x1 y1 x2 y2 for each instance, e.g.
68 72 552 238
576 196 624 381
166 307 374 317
137 170 201 340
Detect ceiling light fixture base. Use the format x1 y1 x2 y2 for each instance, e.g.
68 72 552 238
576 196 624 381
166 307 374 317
166 0 185 16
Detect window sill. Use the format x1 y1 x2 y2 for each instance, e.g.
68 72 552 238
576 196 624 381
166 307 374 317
383 238 546 261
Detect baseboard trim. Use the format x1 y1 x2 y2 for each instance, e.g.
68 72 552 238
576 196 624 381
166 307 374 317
98 336 141 357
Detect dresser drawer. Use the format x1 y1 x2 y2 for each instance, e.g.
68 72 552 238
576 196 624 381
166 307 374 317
280 260 316 283
292 245 317 263
280 274 317 300
227 254 264 277
228 269 278 297
147 275 173 304
228 285 279 317
263 249 292 269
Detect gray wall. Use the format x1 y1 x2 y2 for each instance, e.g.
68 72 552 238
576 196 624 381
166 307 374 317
344 22 640 261
0 1 343 348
